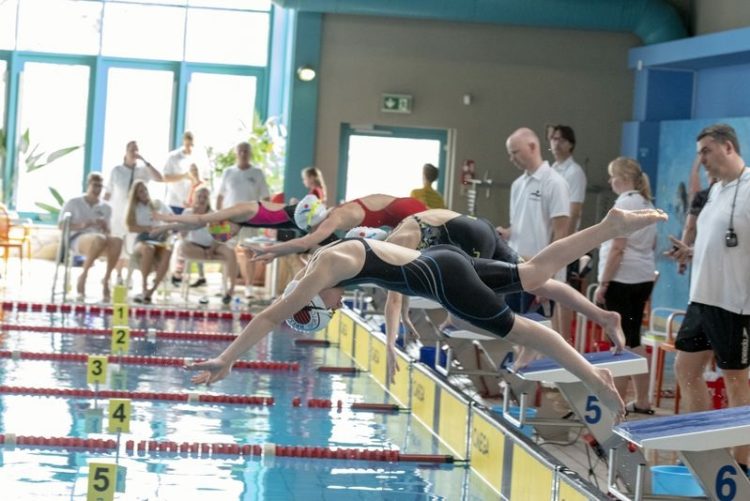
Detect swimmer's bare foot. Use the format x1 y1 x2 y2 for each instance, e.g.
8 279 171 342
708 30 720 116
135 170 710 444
601 310 626 353
513 346 541 371
604 208 668 236
590 367 625 422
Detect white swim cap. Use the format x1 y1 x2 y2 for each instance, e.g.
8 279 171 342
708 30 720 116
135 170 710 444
294 194 329 231
282 280 332 333
344 226 389 241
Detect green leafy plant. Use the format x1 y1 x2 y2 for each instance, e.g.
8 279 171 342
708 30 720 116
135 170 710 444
2 128 82 215
207 113 286 195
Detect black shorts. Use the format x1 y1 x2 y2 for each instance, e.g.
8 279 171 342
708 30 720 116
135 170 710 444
603 281 654 348
675 303 750 370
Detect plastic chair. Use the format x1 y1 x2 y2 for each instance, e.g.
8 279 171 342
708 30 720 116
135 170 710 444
181 256 227 302
654 310 686 412
0 203 33 281
50 212 73 302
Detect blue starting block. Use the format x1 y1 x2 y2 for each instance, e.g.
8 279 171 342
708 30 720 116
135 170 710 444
513 349 648 493
610 406 750 501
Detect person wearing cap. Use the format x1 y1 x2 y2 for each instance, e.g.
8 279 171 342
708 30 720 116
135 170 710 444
248 193 426 264
186 206 669 422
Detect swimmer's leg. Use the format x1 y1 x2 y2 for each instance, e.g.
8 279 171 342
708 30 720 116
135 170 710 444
505 314 625 420
518 208 667 290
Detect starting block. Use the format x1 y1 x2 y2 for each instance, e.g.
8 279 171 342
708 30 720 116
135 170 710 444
514 349 648 492
611 405 750 501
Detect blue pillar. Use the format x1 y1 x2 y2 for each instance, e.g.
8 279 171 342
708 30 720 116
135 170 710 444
280 10 322 202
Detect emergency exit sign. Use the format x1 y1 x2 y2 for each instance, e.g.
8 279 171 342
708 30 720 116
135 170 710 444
381 93 412 113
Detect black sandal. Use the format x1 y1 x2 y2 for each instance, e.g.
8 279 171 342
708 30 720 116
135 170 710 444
625 402 655 415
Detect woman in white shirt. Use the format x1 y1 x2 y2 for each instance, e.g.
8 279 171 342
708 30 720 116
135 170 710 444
595 157 658 414
125 181 173 303
168 187 238 305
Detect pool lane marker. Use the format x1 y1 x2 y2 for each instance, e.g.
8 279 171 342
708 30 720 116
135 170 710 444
0 385 275 406
0 350 300 371
1 300 254 322
0 324 238 342
0 434 459 464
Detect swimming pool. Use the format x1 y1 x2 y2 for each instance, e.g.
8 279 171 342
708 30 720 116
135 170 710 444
0 306 500 500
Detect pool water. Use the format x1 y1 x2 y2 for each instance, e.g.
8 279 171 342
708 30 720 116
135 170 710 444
0 309 499 500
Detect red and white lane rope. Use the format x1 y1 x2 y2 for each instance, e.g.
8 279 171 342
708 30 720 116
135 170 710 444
0 350 299 371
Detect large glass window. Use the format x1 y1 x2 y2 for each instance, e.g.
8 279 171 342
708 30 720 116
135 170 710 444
16 0 102 55
185 9 269 66
0 0 18 50
185 72 257 171
101 67 174 181
101 3 186 60
14 63 89 212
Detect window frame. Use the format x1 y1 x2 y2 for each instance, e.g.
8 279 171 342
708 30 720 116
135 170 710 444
0 3 273 221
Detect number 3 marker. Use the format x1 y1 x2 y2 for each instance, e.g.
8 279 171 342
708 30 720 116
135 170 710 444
87 356 108 385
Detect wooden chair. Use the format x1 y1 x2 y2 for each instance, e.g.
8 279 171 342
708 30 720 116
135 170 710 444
0 203 33 281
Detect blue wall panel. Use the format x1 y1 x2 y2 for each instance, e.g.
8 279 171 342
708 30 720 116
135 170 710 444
694 63 750 119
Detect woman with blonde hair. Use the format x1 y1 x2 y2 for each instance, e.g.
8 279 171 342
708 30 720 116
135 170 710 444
155 186 238 305
302 167 327 203
125 180 173 303
594 156 658 415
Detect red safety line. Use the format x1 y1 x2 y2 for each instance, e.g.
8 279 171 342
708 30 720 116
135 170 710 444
1 300 254 322
0 323 237 342
295 398 402 412
317 366 359 374
0 350 299 371
0 434 454 463
0 385 274 406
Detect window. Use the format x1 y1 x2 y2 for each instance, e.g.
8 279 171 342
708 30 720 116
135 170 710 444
185 9 270 66
16 0 102 55
188 0 271 9
101 67 174 181
14 63 89 212
344 135 443 200
185 72 257 168
0 0 18 50
101 2 186 60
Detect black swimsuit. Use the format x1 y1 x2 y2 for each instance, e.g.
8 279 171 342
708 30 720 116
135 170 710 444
336 238 522 337
413 214 519 263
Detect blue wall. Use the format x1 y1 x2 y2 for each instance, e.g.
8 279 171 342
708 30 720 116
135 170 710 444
694 62 750 118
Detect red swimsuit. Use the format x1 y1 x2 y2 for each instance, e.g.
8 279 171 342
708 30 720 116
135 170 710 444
349 197 427 228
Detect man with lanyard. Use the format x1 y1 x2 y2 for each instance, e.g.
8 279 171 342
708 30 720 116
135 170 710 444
668 123 750 472
497 127 570 315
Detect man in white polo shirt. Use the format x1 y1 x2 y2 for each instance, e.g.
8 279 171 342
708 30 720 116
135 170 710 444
60 172 123 302
217 141 270 300
668 123 750 470
497 127 570 314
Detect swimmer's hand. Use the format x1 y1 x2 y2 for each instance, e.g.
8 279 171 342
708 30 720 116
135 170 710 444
386 347 400 385
186 357 232 385
249 247 278 264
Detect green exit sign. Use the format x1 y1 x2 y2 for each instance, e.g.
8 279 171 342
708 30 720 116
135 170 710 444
381 93 412 113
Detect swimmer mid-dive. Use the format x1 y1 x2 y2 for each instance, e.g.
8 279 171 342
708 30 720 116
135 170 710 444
248 193 427 263
187 208 667 420
153 200 300 242
378 209 626 361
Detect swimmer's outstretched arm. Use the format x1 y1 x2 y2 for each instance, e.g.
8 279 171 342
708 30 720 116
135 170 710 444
153 203 256 225
529 280 625 352
506 315 625 420
150 222 202 235
251 214 341 263
187 269 334 385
